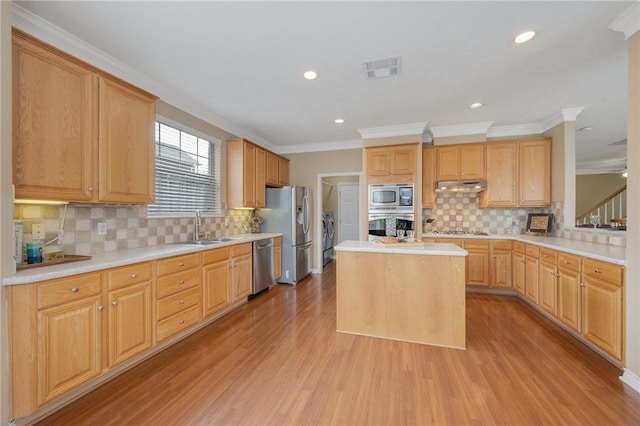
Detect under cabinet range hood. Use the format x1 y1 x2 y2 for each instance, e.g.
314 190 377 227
435 180 487 193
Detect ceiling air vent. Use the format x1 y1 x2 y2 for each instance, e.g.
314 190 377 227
364 56 400 79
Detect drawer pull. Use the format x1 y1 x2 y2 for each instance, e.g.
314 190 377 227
179 262 185 267
594 268 602 274
564 260 570 264
179 280 185 284
179 300 185 304
580 282 585 287
179 320 185 325
543 254 548 258
70 287 79 293
555 273 560 278
111 301 118 306
131 274 137 279
97 305 104 311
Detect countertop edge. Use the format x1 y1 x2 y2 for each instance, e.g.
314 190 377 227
335 241 468 256
3 233 282 286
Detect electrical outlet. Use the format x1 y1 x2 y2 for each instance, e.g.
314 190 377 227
98 222 107 235
506 217 513 226
32 224 45 240
205 232 212 240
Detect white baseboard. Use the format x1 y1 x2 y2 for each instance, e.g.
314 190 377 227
621 369 640 394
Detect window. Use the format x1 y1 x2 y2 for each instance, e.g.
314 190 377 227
148 120 221 217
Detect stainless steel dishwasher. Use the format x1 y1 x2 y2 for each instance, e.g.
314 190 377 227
252 238 274 295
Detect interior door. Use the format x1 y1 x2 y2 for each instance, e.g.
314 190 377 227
339 183 360 243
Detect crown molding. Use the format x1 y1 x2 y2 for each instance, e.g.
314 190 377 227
11 4 275 149
608 2 640 39
357 122 428 139
487 123 543 138
278 139 363 155
430 122 493 138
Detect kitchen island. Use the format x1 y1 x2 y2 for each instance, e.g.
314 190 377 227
334 240 468 349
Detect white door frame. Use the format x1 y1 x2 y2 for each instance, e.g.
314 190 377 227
316 172 362 273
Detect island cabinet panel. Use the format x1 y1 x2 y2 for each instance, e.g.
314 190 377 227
336 251 466 349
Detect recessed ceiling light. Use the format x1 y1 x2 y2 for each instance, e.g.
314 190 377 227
468 102 484 109
334 118 345 124
514 31 536 44
303 70 317 80
578 126 593 131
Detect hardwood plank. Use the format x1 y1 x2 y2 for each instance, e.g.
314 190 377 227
35 261 640 425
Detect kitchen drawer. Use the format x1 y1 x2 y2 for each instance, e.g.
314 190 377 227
231 242 252 257
157 268 200 299
540 248 557 265
202 247 230 265
583 258 623 285
513 241 525 254
463 239 489 250
107 262 151 290
157 286 201 321
558 252 581 273
491 240 512 251
37 272 102 310
525 244 539 259
156 304 201 342
157 253 199 277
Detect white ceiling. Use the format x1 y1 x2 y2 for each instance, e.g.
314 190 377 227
14 1 635 173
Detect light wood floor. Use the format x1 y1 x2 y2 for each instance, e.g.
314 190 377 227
37 261 640 425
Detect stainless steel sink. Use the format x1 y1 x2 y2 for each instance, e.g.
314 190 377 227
179 237 247 245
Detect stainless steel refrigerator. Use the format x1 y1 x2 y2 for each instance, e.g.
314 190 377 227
260 186 312 285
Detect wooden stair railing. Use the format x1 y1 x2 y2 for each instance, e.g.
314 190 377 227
576 185 627 226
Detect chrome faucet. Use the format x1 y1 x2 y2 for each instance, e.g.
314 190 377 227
194 210 202 241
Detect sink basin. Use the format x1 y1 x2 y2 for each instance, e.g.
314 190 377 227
178 236 249 246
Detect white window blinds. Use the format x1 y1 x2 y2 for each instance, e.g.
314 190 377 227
148 121 222 217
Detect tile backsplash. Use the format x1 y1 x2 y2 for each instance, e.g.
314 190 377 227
14 204 254 256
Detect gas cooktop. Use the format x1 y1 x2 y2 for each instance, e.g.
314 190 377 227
435 231 489 236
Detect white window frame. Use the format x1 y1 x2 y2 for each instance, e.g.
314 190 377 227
147 116 222 218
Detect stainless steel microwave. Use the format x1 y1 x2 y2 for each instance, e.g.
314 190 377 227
368 183 414 213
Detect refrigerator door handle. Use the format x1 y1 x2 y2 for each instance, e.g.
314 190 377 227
303 194 310 235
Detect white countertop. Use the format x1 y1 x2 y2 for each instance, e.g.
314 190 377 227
3 233 281 286
335 240 468 256
424 233 626 265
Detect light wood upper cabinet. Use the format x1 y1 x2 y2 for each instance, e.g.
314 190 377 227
480 138 551 208
255 147 267 208
12 30 157 204
480 142 518 207
519 139 551 207
422 147 436 208
98 78 156 204
278 156 290 186
12 31 98 202
436 144 485 181
266 151 279 186
366 144 418 184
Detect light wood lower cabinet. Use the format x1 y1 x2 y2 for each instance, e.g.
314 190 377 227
274 236 282 281
202 247 232 318
231 243 253 302
538 248 558 316
512 242 525 294
490 240 512 288
557 253 582 332
156 254 202 342
582 259 624 360
524 245 539 304
465 240 490 287
106 263 153 367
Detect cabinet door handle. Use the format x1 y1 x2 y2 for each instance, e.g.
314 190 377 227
111 301 118 306
179 262 185 267
594 268 602 274
179 320 185 325
70 287 79 293
179 300 185 304
97 305 104 311
555 273 560 278
87 187 94 192
564 260 570 264
179 279 185 284
580 282 585 287
131 274 137 279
